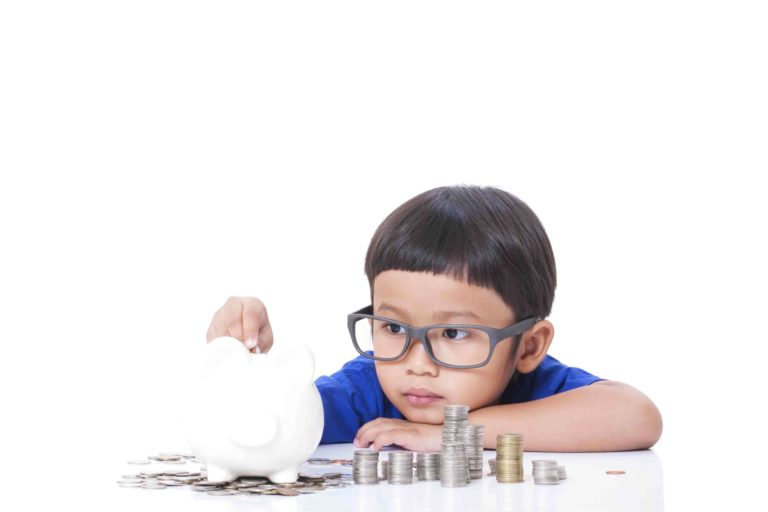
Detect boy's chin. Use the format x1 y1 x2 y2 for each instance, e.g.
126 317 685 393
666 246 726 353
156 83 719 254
401 406 445 425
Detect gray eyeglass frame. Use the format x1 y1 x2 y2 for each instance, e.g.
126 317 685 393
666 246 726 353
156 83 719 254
347 305 540 369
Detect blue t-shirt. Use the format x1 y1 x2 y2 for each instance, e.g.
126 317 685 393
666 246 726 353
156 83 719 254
314 354 604 444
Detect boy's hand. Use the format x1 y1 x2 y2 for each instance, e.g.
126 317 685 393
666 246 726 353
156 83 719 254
206 296 274 354
353 418 443 452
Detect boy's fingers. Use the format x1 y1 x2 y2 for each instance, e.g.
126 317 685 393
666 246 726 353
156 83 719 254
242 298 274 353
242 299 263 347
259 318 274 353
354 418 391 447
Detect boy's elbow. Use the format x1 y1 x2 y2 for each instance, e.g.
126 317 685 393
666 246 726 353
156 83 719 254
633 396 663 449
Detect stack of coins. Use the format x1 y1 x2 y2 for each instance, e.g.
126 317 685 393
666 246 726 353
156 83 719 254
416 452 440 481
387 451 414 485
380 460 389 481
459 424 485 479
557 465 567 480
531 460 560 485
442 404 470 442
495 433 524 483
352 449 380 485
488 458 497 475
440 442 469 487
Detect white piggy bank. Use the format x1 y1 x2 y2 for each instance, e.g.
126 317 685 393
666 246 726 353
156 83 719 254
183 337 324 483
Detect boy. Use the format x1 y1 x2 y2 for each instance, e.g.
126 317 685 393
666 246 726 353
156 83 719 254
206 185 662 452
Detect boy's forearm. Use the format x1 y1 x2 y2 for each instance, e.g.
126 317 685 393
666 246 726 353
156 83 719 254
468 380 663 452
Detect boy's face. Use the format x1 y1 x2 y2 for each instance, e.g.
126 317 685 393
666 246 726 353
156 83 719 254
372 269 522 425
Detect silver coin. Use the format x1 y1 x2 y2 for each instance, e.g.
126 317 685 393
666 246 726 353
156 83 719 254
141 482 168 490
206 489 238 496
387 451 414 485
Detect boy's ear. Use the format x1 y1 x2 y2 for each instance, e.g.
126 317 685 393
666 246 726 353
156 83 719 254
515 320 555 374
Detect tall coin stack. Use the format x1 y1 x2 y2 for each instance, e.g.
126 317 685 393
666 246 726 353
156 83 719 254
352 449 380 485
442 404 470 442
459 424 485 479
416 452 440 481
495 433 524 483
439 442 469 487
387 451 414 485
531 460 560 485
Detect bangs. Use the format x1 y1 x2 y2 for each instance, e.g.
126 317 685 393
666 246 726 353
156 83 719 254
364 186 554 320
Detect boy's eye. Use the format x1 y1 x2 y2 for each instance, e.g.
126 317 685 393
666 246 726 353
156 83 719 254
442 328 470 341
385 323 406 335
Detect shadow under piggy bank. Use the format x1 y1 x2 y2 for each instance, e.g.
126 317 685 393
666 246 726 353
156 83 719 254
183 337 324 483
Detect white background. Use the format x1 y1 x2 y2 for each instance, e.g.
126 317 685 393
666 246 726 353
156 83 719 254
1 1 766 510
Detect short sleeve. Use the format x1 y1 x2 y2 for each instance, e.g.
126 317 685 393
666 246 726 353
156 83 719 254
314 355 403 444
500 354 605 403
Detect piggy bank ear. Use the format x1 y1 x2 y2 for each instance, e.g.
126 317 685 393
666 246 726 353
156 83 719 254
272 344 316 384
204 336 249 373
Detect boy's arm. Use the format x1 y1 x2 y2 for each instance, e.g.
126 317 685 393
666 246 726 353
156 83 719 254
469 380 663 451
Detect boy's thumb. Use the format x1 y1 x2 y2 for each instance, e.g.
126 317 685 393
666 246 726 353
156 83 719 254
244 336 260 352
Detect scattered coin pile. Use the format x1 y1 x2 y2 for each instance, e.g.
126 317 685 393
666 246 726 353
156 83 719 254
495 433 524 483
439 441 470 487
387 451 414 484
416 452 440 481
459 424 485 479
531 460 562 485
118 452 351 495
352 449 380 485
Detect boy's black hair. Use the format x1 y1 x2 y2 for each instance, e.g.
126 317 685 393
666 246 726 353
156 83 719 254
365 185 557 322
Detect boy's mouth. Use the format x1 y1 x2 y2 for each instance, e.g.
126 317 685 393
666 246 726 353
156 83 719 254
403 387 443 406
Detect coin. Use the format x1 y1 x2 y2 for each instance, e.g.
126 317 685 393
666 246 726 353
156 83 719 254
352 448 380 485
141 482 168 489
416 452 440 481
276 488 300 496
460 424 484 480
442 404 470 443
606 470 626 475
532 460 560 485
440 442 469 488
387 451 414 485
496 433 524 483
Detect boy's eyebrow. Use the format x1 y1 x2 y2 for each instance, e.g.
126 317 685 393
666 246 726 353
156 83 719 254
377 302 482 322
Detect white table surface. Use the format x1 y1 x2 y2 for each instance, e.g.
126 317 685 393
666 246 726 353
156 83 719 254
110 443 663 511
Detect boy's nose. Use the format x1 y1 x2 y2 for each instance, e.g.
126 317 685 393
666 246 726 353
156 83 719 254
403 337 439 376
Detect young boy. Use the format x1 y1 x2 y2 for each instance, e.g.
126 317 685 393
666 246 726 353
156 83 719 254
206 185 662 452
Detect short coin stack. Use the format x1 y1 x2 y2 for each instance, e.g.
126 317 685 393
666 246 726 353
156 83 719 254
387 451 415 484
380 460 389 481
459 424 485 479
416 452 440 481
352 449 380 485
531 460 560 485
495 433 524 483
557 465 567 480
440 442 469 487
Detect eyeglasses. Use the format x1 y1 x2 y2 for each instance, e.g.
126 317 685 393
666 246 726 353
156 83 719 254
347 305 539 369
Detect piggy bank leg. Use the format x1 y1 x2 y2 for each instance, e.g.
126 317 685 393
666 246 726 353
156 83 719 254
268 467 298 484
206 464 238 483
